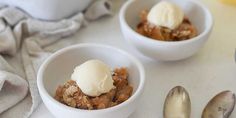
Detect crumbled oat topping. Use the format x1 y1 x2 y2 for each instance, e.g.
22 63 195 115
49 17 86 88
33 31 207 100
137 10 198 41
54 68 133 110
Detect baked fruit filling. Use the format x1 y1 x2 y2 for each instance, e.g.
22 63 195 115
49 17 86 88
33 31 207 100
137 10 198 41
55 68 133 110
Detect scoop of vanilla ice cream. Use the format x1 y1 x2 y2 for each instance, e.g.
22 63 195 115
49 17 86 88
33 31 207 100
147 1 184 29
71 60 115 97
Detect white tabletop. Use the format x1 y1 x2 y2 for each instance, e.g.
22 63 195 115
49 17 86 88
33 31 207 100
31 0 236 118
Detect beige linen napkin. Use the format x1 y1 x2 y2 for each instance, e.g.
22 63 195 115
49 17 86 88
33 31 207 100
0 0 112 118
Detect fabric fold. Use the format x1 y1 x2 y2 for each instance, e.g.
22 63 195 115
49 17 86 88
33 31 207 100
0 56 28 114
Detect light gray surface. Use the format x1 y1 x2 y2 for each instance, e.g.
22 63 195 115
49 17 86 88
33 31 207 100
32 0 236 118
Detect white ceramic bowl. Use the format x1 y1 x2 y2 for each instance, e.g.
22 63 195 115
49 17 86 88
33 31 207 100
37 43 145 118
119 0 213 61
0 0 93 20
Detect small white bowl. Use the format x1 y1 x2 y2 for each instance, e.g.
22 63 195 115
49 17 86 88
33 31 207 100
0 0 93 20
119 0 213 61
37 43 145 118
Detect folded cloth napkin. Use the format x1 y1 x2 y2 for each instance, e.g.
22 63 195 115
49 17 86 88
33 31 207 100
0 0 112 118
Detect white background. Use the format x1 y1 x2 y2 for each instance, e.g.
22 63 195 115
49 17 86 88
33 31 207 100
31 0 236 117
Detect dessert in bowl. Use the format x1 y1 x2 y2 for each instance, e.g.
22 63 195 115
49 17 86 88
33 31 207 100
137 1 198 41
37 43 145 118
55 60 133 110
119 0 213 61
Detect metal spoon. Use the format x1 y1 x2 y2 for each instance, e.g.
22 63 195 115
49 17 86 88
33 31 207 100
202 91 236 118
163 86 191 118
234 49 236 63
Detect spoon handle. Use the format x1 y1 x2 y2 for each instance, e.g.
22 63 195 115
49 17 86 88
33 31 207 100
235 49 236 63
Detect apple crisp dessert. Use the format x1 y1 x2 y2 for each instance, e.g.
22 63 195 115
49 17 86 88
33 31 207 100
137 10 198 41
54 68 133 110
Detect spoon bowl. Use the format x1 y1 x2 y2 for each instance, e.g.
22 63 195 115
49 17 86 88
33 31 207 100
163 86 191 118
202 91 236 118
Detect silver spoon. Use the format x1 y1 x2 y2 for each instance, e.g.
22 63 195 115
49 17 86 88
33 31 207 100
202 91 235 118
235 49 236 63
163 86 191 118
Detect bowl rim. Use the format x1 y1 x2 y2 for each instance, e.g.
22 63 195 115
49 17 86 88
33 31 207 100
37 43 145 113
119 0 214 45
